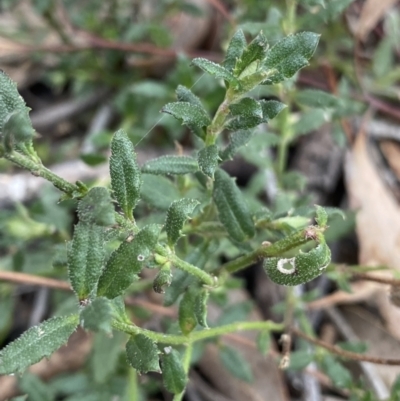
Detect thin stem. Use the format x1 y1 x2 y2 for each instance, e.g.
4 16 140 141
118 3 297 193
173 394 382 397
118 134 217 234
293 328 400 365
5 151 81 197
112 319 284 345
217 226 315 274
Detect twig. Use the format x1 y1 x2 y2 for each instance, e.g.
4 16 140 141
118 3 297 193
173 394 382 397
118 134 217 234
352 272 400 287
0 270 71 291
293 327 400 366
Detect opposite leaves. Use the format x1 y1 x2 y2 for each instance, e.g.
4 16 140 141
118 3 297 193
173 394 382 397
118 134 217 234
109 130 141 220
0 315 79 375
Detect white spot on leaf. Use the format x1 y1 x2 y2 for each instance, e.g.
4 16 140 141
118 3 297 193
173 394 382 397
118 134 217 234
277 257 296 274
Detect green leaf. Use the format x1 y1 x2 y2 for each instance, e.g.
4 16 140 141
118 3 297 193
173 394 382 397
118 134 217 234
256 331 271 356
288 349 314 370
220 130 254 161
293 109 328 136
2 111 34 152
153 268 173 294
80 297 113 333
224 29 246 72
109 130 141 220
295 89 339 109
77 187 115 226
0 315 79 375
263 240 331 286
198 144 219 178
191 58 240 88
259 99 286 120
162 102 210 139
263 32 320 84
160 347 187 394
68 222 105 301
176 85 204 108
165 198 200 246
213 169 255 242
234 32 269 77
142 155 199 175
321 354 352 388
91 331 125 384
194 288 209 327
179 289 197 335
126 334 161 374
97 224 161 299
18 373 53 401
226 98 264 130
141 174 180 210
219 345 253 382
315 205 328 227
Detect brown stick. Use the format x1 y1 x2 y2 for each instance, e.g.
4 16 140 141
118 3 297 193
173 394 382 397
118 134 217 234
293 328 400 365
0 271 71 291
352 272 400 287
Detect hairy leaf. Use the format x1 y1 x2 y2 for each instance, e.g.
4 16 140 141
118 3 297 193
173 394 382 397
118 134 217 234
263 32 320 84
109 130 141 220
213 169 255 242
224 29 247 72
68 222 105 301
191 58 240 88
142 155 199 175
176 85 204 108
178 289 197 335
263 240 331 286
198 144 219 178
165 198 200 246
226 97 264 130
126 334 160 374
0 315 79 375
220 130 254 161
161 347 187 394
194 288 209 327
259 99 286 120
80 297 113 333
77 187 115 226
153 268 173 294
97 224 161 299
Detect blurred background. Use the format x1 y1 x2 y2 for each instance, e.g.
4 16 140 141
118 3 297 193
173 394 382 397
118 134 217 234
1 1 400 400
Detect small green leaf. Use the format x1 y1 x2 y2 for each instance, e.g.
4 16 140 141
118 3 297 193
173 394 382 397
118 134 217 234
176 85 204 108
0 315 79 375
321 354 352 388
97 224 161 299
164 270 195 307
162 102 210 139
226 98 263 130
2 111 34 152
315 205 328 227
235 32 269 76
179 289 197 335
288 349 314 370
219 345 253 382
68 222 105 301
198 144 219 178
259 99 286 120
293 109 328 136
213 169 255 242
263 32 320 84
141 174 180 210
194 288 209 327
224 29 246 72
109 130 141 220
126 334 160 374
220 130 254 161
263 240 331 286
142 155 199 175
77 187 115 226
153 268 173 294
80 297 113 333
165 198 200 246
256 331 271 356
161 347 187 394
191 58 240 88
295 89 339 109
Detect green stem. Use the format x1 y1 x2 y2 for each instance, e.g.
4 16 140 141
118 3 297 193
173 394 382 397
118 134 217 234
5 151 81 197
112 319 284 345
217 226 316 274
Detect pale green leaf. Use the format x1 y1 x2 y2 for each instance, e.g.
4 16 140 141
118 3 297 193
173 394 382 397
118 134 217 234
191 58 240 88
0 315 79 375
226 98 263 130
178 289 197 335
224 29 246 72
142 155 198 175
80 297 113 333
109 130 141 220
198 144 219 178
141 174 180 210
220 130 254 161
161 347 187 394
219 346 253 382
